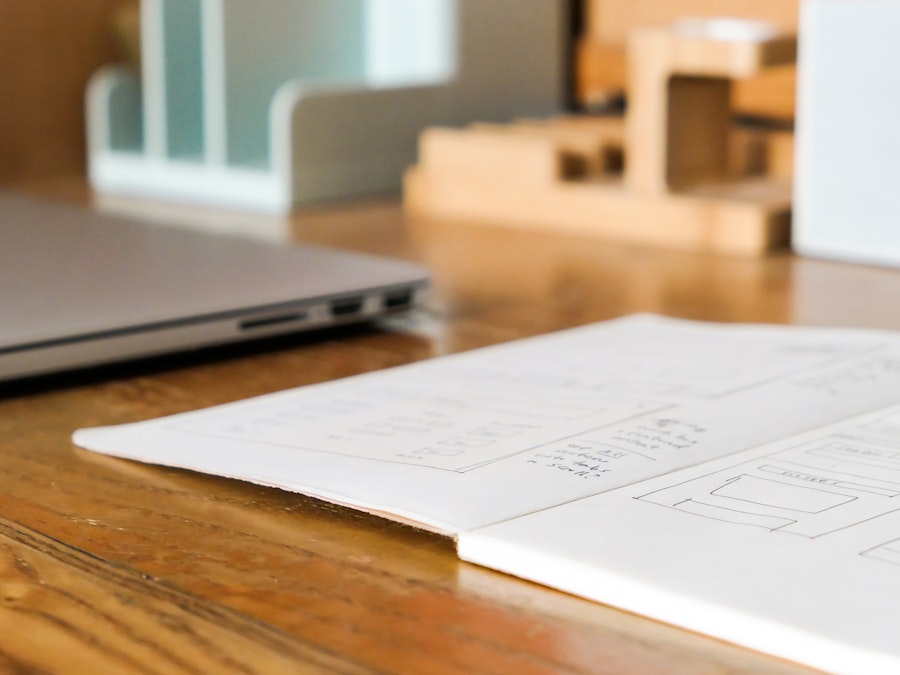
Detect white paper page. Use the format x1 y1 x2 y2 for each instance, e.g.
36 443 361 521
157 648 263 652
74 315 900 534
459 404 900 674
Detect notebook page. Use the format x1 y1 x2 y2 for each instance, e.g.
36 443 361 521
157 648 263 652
458 404 900 674
74 315 900 534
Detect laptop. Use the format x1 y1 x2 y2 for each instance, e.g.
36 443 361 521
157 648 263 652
0 191 430 383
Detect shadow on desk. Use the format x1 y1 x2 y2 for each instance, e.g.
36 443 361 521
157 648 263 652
0 320 429 401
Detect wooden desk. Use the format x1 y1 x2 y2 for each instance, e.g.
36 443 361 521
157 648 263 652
4 183 899 674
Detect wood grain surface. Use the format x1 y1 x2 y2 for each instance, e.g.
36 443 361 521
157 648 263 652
0 1 128 182
5 181 896 673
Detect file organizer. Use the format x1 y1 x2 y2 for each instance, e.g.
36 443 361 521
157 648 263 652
87 0 567 213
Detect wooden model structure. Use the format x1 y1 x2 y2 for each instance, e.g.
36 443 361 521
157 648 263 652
405 4 800 256
577 0 798 117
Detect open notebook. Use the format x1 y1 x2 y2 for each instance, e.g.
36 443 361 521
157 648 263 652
74 315 900 674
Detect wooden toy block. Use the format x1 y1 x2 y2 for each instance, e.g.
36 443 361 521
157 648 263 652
471 115 790 182
418 128 568 187
404 20 796 257
404 173 792 256
625 21 797 195
731 65 796 119
730 127 794 182
471 116 625 176
405 124 791 256
577 0 799 120
576 40 627 106
585 0 799 44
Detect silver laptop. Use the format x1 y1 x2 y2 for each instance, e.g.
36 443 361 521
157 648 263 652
0 192 429 382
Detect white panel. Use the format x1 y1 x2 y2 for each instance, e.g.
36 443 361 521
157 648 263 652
218 0 366 167
86 66 143 155
161 0 204 159
274 81 454 204
201 0 227 166
794 0 900 266
365 0 457 85
140 0 167 157
451 0 566 121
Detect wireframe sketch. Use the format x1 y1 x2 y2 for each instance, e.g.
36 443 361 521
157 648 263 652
638 431 900 538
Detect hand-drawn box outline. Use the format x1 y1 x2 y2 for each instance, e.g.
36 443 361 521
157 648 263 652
637 433 900 538
862 538 900 568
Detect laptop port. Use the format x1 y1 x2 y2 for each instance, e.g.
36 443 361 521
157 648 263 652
330 297 365 317
384 288 414 310
239 312 308 331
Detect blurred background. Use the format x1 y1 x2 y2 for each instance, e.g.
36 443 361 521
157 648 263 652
0 1 136 184
0 0 798 188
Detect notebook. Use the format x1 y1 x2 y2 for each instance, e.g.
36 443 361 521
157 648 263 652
0 191 429 382
74 315 900 674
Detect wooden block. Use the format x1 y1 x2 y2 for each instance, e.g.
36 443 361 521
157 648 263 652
662 29 797 78
625 27 731 194
733 65 796 120
577 44 797 120
404 22 797 258
417 127 565 186
585 0 799 45
624 23 796 195
667 76 733 189
730 127 794 181
576 1 799 119
404 167 791 256
499 116 625 176
521 114 626 144
765 129 794 182
575 40 627 106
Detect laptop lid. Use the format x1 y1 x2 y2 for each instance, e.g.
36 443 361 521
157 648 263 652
0 192 429 382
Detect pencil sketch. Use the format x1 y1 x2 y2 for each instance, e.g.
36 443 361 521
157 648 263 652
165 319 898 475
638 430 900 538
863 538 900 567
168 370 652 472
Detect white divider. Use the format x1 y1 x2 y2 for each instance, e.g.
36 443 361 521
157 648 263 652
793 0 900 267
138 0 167 158
200 0 226 167
214 0 367 168
162 0 204 159
86 65 143 155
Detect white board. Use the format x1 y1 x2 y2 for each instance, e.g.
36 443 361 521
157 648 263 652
793 0 900 267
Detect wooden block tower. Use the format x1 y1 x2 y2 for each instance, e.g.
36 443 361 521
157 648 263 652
405 16 797 256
